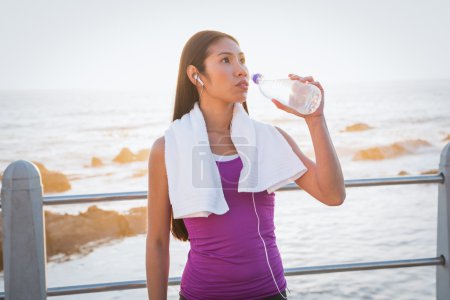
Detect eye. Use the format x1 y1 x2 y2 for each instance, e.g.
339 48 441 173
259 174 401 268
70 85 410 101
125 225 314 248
221 56 246 64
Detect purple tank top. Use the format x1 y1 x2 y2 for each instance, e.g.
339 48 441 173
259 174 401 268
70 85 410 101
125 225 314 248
179 154 287 300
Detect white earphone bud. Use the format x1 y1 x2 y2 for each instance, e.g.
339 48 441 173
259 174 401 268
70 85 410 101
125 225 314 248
195 74 204 86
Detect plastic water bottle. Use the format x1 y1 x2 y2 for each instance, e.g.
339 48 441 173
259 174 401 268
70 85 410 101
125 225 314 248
252 73 322 115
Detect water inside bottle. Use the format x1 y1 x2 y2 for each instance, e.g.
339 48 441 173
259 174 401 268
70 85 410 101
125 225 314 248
252 73 321 114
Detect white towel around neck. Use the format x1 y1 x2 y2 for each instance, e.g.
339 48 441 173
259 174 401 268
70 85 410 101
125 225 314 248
164 101 308 219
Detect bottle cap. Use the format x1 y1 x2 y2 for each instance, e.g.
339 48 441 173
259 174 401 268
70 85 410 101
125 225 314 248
252 73 263 84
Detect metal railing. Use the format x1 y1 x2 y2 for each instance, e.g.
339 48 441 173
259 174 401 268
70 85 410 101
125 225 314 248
0 142 448 299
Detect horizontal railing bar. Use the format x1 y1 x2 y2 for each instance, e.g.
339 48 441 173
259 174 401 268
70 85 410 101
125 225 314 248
0 173 444 208
0 256 442 297
343 173 444 188
44 191 147 205
1 173 442 207
283 255 445 276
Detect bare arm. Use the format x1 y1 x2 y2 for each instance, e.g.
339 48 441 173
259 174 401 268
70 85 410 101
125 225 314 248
275 117 346 206
146 136 171 299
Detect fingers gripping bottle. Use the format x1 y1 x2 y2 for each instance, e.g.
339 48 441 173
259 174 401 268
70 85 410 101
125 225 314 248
252 73 322 115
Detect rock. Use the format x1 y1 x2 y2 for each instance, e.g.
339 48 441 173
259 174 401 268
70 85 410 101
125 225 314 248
31 161 71 193
113 147 136 163
0 205 148 271
44 206 132 257
420 169 439 175
353 144 408 160
353 139 432 161
136 148 151 161
112 147 150 164
343 123 372 132
124 207 147 235
398 170 409 176
91 157 103 167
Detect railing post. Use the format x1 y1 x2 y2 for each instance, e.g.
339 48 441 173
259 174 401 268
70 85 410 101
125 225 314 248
1 160 47 300
437 142 450 300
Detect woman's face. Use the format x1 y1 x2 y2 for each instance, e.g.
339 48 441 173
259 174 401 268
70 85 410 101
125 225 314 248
201 38 249 103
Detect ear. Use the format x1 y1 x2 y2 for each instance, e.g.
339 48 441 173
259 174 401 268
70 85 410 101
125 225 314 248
186 65 199 86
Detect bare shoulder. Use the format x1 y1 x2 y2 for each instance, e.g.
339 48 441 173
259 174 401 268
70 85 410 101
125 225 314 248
149 136 165 163
150 136 166 159
152 136 165 152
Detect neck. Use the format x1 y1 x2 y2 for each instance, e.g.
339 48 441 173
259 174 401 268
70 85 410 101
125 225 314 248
199 100 235 133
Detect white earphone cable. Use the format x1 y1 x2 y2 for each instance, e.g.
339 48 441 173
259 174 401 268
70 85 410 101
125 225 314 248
251 192 288 299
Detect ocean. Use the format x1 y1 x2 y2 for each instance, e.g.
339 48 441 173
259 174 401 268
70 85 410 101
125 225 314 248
0 79 449 299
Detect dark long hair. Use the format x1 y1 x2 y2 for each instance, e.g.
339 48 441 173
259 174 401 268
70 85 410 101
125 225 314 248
170 30 249 242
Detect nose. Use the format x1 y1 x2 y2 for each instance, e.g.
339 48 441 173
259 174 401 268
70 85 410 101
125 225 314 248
235 64 248 78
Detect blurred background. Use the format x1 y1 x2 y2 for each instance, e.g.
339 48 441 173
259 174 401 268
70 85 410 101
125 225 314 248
0 0 449 299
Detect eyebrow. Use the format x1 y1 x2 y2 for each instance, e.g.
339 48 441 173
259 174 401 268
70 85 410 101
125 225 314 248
217 51 245 56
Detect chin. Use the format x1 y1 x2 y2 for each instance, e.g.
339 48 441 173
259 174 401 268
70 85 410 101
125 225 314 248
236 94 248 103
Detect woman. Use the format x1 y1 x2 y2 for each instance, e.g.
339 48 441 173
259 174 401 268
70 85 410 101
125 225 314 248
146 30 346 300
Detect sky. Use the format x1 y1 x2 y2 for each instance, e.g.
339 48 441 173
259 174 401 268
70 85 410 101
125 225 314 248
0 0 449 91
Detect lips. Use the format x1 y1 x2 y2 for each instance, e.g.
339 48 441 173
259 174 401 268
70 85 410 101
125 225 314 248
236 80 249 90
